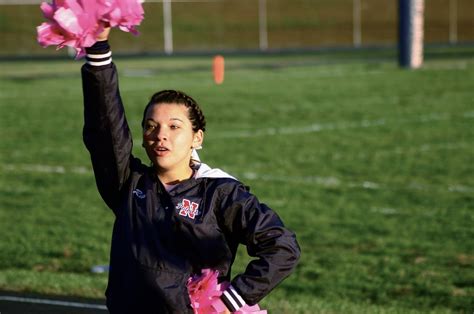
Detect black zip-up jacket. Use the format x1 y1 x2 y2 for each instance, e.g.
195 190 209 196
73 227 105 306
81 42 300 313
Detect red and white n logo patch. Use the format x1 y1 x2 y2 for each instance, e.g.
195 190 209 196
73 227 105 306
177 199 200 219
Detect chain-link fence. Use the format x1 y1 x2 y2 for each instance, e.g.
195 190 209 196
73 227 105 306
1 0 473 57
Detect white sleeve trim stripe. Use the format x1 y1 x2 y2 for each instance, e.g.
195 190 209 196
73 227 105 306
87 58 112 67
86 51 112 59
229 285 246 307
222 290 240 311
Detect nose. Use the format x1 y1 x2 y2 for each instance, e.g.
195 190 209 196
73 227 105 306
155 127 168 141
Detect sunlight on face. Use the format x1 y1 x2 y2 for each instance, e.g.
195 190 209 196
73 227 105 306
142 103 203 182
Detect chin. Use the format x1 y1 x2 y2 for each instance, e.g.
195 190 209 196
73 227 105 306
152 160 174 172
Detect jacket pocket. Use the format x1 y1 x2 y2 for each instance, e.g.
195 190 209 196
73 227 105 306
138 265 193 313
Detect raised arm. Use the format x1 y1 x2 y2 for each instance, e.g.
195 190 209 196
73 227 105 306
82 31 133 211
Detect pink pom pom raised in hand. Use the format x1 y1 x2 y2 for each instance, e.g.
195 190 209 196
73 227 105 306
101 0 144 35
36 0 144 58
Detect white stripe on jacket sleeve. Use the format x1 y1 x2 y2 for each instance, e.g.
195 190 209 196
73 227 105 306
86 51 112 66
221 285 246 312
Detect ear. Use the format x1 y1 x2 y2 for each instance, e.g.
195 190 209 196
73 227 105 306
192 130 204 149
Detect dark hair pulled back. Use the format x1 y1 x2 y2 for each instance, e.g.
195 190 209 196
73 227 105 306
141 90 206 132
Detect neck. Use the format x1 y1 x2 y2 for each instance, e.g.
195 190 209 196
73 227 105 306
157 167 194 185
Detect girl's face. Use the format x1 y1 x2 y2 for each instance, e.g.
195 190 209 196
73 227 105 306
142 103 203 180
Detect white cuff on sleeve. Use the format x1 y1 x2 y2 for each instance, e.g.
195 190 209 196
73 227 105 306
86 51 112 66
221 285 246 312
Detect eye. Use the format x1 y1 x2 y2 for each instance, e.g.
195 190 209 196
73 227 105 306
170 124 180 129
144 124 156 133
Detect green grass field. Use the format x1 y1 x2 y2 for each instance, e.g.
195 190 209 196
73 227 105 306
0 46 473 313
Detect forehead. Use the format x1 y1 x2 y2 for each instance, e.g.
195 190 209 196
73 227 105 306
145 103 189 120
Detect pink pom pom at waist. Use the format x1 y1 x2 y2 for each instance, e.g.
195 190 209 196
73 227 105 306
187 269 267 314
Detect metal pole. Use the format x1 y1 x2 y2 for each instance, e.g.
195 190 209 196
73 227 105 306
353 0 361 47
258 0 268 51
449 0 457 44
399 0 424 69
163 0 173 55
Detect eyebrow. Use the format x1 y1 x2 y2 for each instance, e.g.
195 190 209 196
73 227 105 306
145 118 184 123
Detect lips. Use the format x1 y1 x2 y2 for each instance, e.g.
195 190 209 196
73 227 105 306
153 145 170 157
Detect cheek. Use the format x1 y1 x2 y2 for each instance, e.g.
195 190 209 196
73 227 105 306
143 131 154 142
176 135 190 146
176 133 195 149
142 138 154 149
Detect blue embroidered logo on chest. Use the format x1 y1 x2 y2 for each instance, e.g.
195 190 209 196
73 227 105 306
176 199 200 219
132 188 146 199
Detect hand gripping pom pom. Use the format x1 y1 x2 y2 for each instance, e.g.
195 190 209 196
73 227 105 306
36 0 144 58
187 269 267 314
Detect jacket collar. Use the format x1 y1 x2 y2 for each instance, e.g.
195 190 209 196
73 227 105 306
154 162 236 196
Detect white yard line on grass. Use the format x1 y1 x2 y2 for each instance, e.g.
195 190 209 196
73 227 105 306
379 142 472 155
2 164 90 175
210 111 474 139
330 141 474 160
2 163 473 194
0 295 107 310
237 171 474 194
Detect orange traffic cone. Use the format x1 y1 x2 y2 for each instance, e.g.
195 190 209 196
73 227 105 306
213 55 224 84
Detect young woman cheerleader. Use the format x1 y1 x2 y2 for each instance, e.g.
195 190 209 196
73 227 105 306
81 28 300 314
